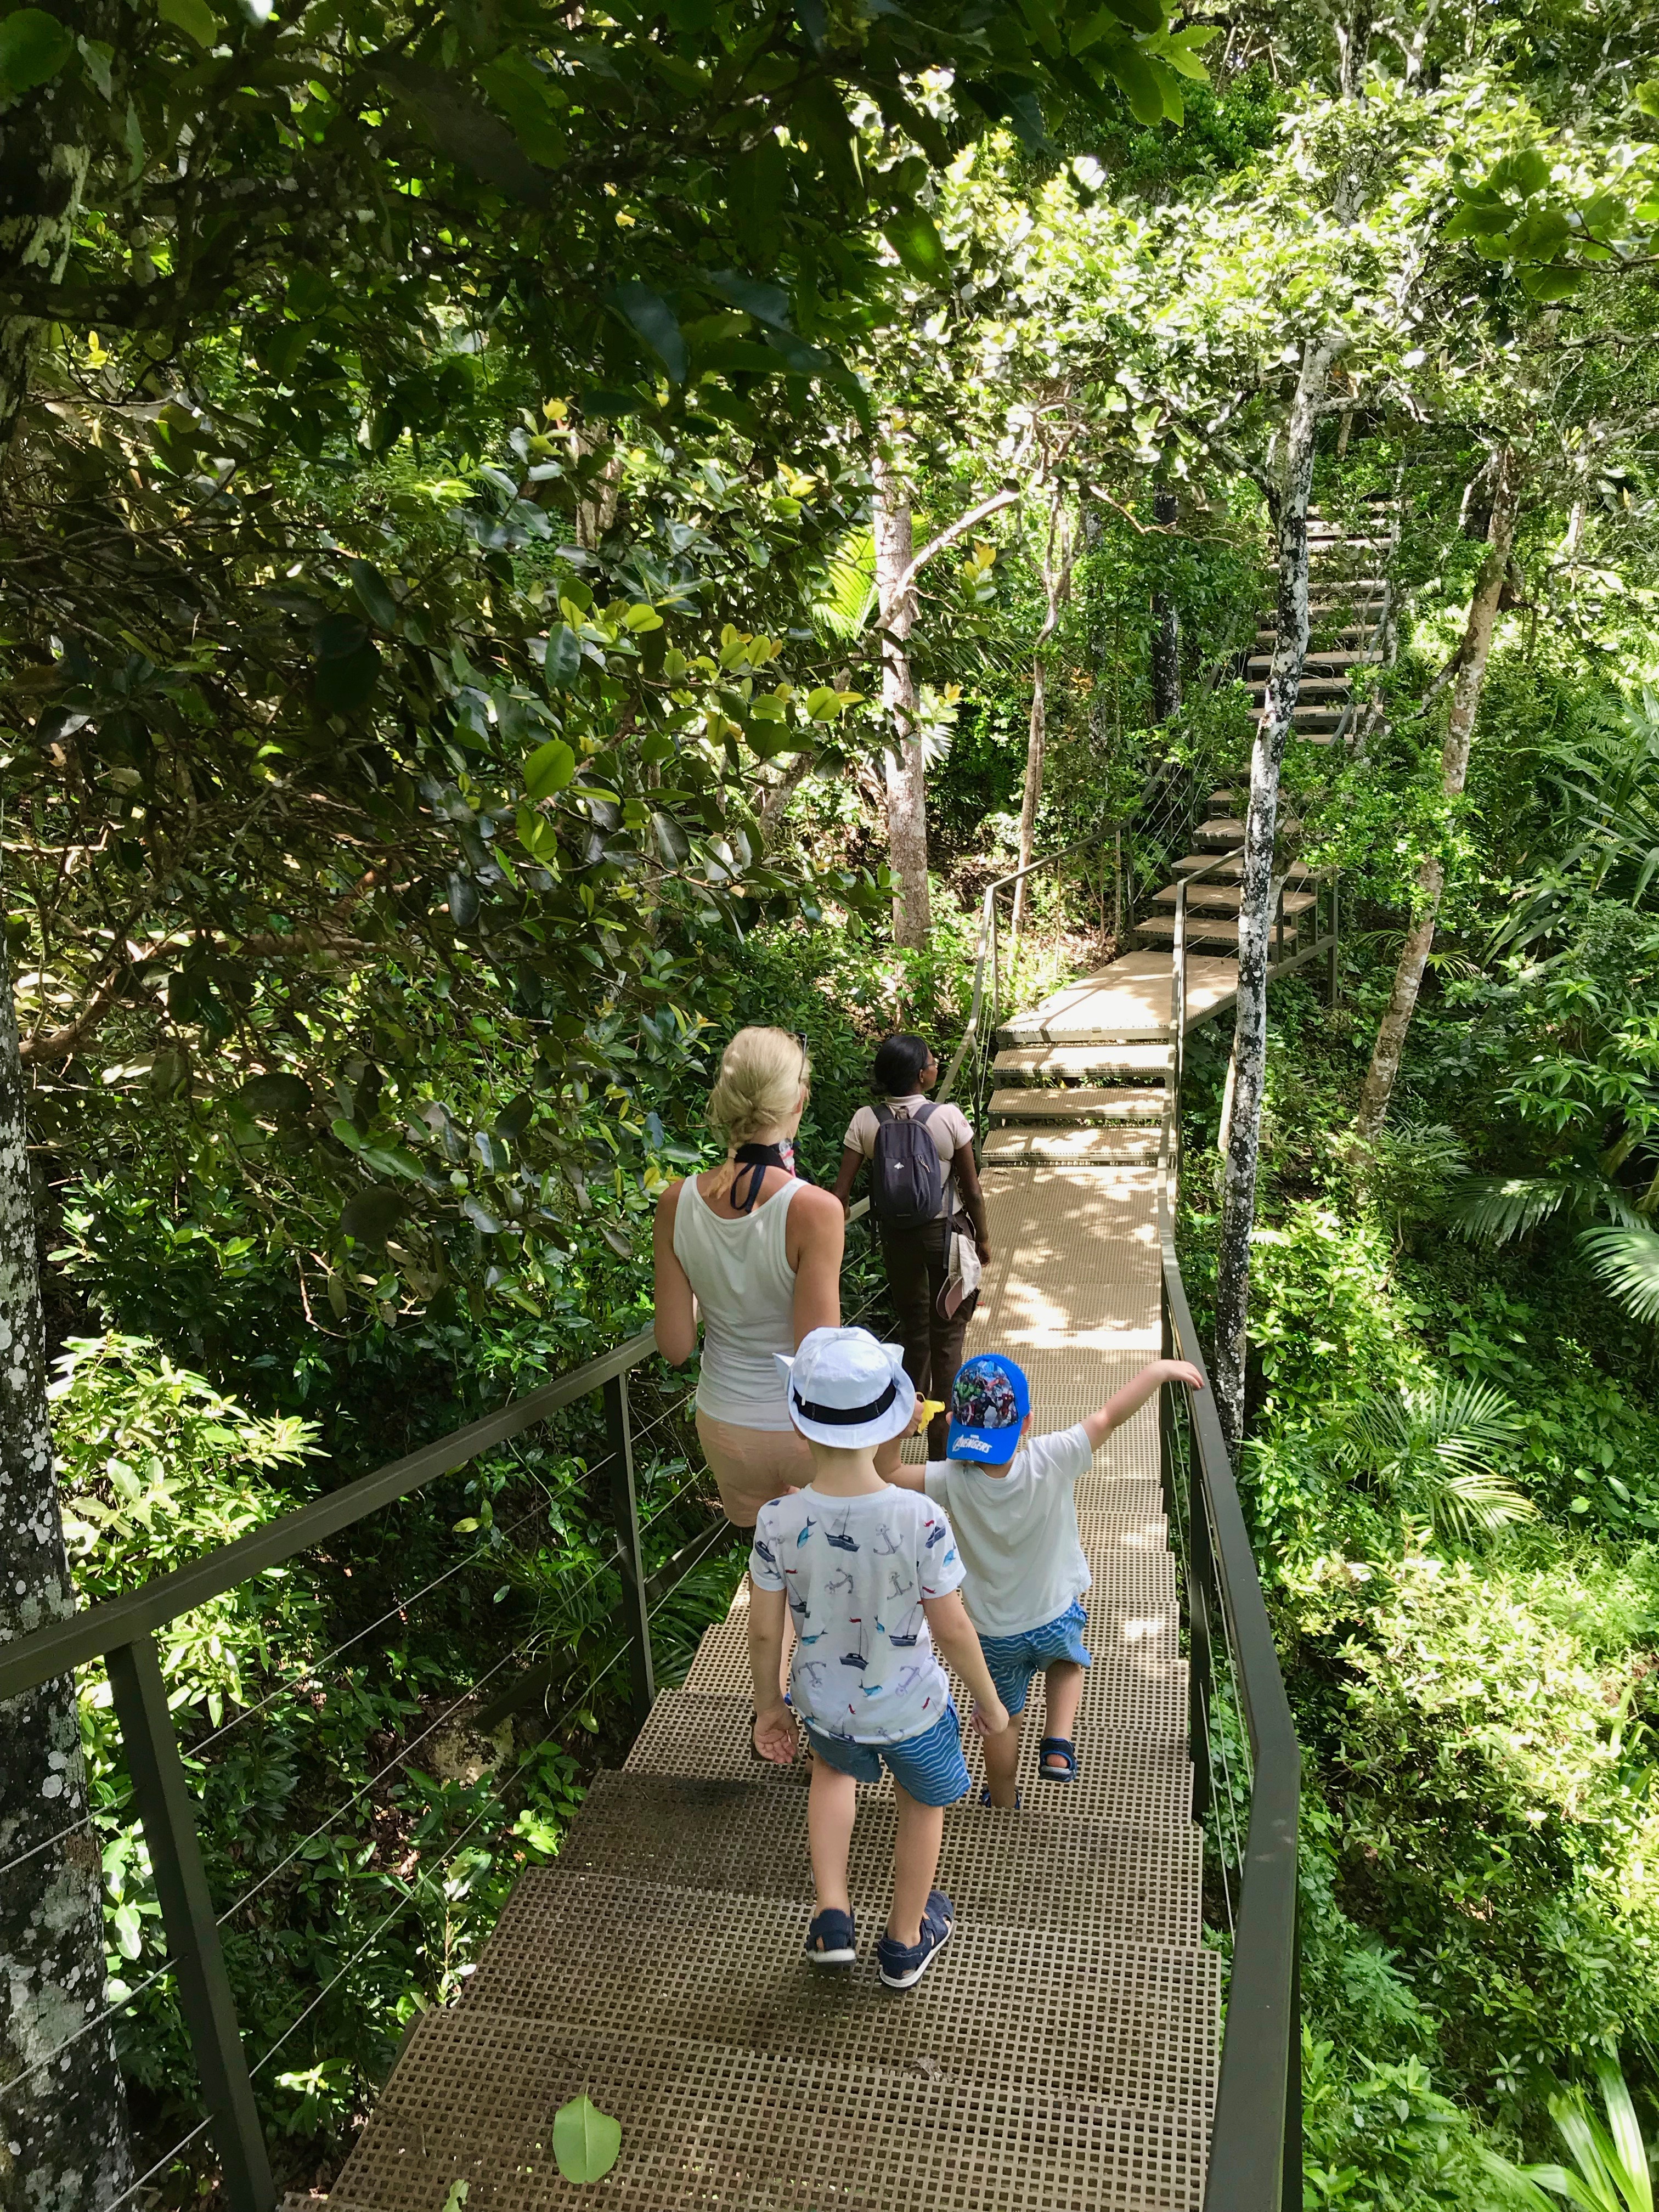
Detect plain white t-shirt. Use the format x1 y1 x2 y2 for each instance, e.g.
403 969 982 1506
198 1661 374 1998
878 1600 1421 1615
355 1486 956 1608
922 1425 1093 1638
843 1097 975 1222
749 1485 965 1743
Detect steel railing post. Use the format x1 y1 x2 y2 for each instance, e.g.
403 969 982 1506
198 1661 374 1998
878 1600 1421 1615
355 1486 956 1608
1172 878 1188 1101
1282 1916 1303 2212
1327 877 1339 1005
603 1373 655 1722
106 1636 275 2212
1187 1446 1215 1826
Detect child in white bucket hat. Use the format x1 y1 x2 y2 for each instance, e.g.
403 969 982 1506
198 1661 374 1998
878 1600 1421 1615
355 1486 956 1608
748 1325 1011 1989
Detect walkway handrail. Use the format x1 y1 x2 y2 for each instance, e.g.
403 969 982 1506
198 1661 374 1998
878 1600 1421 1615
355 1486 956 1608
1157 1114 1302 2212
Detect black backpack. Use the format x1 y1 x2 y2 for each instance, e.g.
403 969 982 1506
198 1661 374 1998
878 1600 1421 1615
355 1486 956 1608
871 1102 945 1231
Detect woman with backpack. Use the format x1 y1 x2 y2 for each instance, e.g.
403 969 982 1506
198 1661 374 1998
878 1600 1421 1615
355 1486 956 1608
831 1033 991 1458
653 1026 847 1528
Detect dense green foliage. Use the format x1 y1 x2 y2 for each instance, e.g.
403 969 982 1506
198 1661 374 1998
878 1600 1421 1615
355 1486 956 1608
7 0 1659 2197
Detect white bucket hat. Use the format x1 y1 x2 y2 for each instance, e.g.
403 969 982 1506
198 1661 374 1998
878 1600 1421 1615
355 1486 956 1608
776 1325 916 1449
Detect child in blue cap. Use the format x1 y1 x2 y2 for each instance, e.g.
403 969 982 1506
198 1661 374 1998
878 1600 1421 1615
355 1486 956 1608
892 1348 1202 1806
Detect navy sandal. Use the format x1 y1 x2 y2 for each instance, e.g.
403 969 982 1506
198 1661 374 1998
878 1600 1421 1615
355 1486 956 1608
979 1785 1022 1810
806 1907 857 1966
878 1890 954 1990
1038 1736 1077 1780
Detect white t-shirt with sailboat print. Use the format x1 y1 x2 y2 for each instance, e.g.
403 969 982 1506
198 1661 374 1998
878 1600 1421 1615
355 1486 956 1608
749 1485 966 1745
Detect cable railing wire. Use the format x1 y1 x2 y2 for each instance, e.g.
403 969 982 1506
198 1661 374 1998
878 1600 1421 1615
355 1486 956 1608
0 1950 179 2108
97 2118 212 2212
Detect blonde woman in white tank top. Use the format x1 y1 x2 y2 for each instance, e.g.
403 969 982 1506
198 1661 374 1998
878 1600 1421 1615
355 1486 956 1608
653 1028 847 1527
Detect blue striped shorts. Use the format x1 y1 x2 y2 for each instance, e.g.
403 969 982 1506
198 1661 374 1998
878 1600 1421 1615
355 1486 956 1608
976 1599 1092 1717
803 1701 971 1807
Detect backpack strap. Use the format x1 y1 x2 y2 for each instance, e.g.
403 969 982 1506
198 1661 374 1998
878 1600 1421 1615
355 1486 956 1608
913 1102 939 1126
873 1102 895 1126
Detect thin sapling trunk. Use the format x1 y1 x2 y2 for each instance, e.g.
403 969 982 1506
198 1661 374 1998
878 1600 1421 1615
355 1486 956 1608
1354 445 1521 1139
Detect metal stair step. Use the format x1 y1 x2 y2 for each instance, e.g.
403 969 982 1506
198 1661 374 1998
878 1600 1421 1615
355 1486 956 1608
1175 849 1312 880
1246 676 1352 699
983 1126 1163 1164
329 2012 1212 2212
1138 916 1301 950
626 1691 1195 1821
1152 883 1316 915
988 1085 1169 1121
556 1768 1199 1936
992 1043 1173 1081
455 1871 1217 2107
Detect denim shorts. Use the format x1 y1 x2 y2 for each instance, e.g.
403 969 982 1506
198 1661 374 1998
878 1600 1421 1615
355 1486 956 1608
975 1599 1092 1717
803 1700 971 1807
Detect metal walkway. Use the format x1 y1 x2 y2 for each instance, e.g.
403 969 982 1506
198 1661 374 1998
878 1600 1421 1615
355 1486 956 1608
326 1149 1218 2207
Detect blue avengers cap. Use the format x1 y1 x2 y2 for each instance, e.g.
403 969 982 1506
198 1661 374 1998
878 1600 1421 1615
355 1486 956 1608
946 1353 1030 1464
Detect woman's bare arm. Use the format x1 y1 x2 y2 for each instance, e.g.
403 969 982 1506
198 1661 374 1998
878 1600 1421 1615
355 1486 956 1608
652 1182 699 1365
787 1183 846 1344
951 1141 991 1260
830 1145 863 1211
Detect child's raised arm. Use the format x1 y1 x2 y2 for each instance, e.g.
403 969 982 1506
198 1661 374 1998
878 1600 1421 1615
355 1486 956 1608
1081 1358 1204 1451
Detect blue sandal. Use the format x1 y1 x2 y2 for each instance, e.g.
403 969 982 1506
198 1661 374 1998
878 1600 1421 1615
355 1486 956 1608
1039 1736 1077 1780
878 1890 954 1990
806 1908 857 1966
979 1785 1022 1810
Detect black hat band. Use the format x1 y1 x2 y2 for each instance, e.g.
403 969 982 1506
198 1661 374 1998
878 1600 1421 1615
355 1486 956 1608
793 1379 898 1427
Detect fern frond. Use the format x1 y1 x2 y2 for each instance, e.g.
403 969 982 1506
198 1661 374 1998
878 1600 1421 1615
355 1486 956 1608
812 529 877 641
1449 1176 1577 1244
1581 1223 1659 1325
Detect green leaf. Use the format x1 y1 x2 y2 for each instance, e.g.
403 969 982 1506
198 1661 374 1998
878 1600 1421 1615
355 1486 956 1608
236 1074 312 1122
545 624 583 689
0 5 71 91
1145 53 1183 121
1582 1223 1659 1324
1489 146 1550 201
552 2094 622 2183
608 281 688 383
1520 265 1584 301
524 736 576 798
157 0 221 44
348 558 400 631
1635 80 1659 119
341 1185 406 1246
652 811 690 865
882 206 950 284
440 2183 470 2212
1104 40 1166 125
1096 0 1164 29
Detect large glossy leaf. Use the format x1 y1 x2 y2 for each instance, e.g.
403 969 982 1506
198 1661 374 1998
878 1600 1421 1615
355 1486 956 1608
0 6 73 92
236 1074 312 1122
609 281 689 383
882 207 950 284
552 2095 622 2183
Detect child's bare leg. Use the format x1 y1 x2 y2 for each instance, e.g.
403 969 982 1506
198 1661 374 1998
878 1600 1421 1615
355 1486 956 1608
888 1781 946 1946
1041 1661 1085 1770
982 1709 1023 1808
807 1757 859 1932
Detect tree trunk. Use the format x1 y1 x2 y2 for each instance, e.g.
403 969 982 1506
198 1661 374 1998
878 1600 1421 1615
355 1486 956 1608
1 940 135 2210
873 445 929 951
1150 487 1181 725
1354 445 1521 1140
1211 334 1342 1454
1011 656 1046 935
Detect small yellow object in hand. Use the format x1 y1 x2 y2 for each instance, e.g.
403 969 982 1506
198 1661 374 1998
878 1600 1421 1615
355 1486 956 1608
921 1399 947 1424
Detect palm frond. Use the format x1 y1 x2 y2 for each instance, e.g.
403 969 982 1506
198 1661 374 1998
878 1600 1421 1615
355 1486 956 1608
1581 1223 1659 1325
1338 1377 1530 1542
812 529 877 641
1450 1175 1579 1245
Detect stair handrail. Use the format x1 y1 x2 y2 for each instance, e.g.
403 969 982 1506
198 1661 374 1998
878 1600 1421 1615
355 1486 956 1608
1157 1111 1302 2212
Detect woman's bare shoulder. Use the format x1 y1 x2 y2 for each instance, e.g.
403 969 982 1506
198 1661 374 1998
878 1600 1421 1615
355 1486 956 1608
656 1177 686 1222
791 1182 845 1227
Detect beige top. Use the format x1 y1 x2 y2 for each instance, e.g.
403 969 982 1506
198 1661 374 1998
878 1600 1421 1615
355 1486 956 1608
843 1096 975 1222
672 1174 801 1430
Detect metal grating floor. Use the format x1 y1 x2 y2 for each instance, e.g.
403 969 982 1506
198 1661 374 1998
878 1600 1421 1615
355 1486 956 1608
332 1037 1221 2210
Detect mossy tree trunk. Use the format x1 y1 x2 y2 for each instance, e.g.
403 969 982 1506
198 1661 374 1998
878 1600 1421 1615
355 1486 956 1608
1211 333 1342 1454
1 943 135 2210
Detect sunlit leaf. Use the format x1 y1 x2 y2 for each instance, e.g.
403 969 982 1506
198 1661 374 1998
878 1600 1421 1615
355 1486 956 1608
552 2094 622 2183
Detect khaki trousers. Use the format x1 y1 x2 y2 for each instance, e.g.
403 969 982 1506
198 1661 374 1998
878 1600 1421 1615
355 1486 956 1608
880 1221 969 1458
